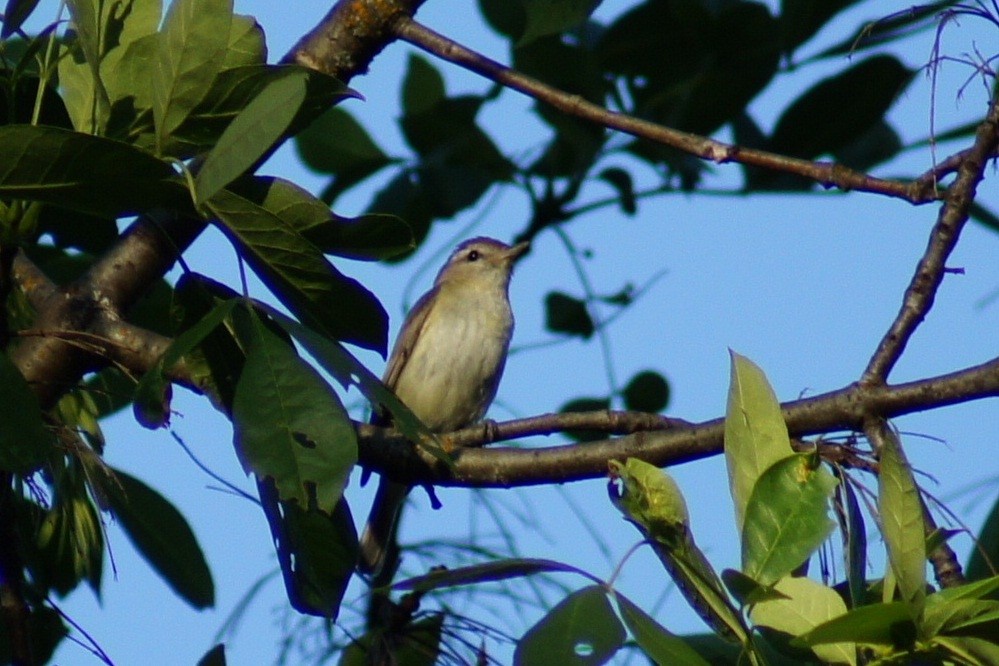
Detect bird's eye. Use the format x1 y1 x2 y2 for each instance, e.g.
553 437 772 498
467 250 480 262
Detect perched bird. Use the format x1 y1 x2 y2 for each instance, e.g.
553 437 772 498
358 237 529 577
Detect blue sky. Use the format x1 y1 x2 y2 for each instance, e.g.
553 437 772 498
22 0 999 663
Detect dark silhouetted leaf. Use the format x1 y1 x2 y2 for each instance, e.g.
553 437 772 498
614 593 710 666
519 0 602 46
623 370 670 413
599 167 636 215
197 644 226 666
106 469 215 609
515 585 625 665
395 558 592 594
0 351 52 472
2 0 42 38
967 493 999 584
779 0 862 55
545 291 594 338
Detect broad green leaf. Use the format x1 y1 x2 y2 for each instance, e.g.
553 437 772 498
796 602 915 649
478 0 527 39
933 635 999 664
967 494 999 583
134 298 238 428
227 176 414 261
742 453 838 584
258 481 355 617
0 351 51 472
106 469 215 609
768 56 914 161
724 351 793 535
231 311 357 510
750 576 855 665
546 291 594 338
720 569 788 607
609 458 689 536
206 186 388 353
614 593 710 666
265 310 434 452
61 0 112 132
195 71 308 204
623 370 670 413
153 0 233 151
395 558 593 594
923 597 999 638
402 54 446 116
223 14 266 68
514 585 626 666
877 427 926 618
519 0 601 46
0 125 188 217
101 0 162 103
295 108 392 204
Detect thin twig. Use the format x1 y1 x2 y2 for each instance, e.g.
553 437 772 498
392 17 942 204
862 93 999 383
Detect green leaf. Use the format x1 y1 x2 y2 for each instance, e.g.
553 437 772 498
834 470 868 609
877 427 926 618
614 593 710 666
340 614 443 666
195 70 308 204
811 1 958 60
206 186 388 353
231 310 357 510
779 0 862 54
61 0 112 132
395 558 592 594
967 493 999 583
724 351 793 535
223 14 266 68
258 482 355 617
0 351 51 472
598 167 636 215
623 370 670 413
796 602 915 649
519 0 602 46
0 125 188 217
742 453 838 585
609 458 689 537
227 176 414 261
153 0 233 151
768 56 914 161
402 53 446 116
34 479 104 596
0 603 66 664
515 585 626 666
295 107 392 203
106 469 215 609
933 635 999 665
923 597 999 638
478 0 527 39
545 291 594 338
750 576 856 665
133 298 238 428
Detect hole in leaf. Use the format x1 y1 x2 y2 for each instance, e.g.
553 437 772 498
574 642 594 657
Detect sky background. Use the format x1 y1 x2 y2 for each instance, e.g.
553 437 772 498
17 0 999 663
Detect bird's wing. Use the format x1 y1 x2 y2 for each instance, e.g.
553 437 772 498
381 285 438 390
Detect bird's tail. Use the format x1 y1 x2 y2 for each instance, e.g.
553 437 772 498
358 478 410 578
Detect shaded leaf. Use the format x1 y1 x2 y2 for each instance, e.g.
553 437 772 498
395 558 592 594
546 291 594 338
598 167 636 215
195 70 308 204
812 1 959 60
197 644 226 666
724 351 793 534
34 479 104 596
614 593 710 666
796 601 915 649
559 397 610 442
106 469 215 609
206 186 388 353
0 604 66 664
402 53 446 116
834 470 868 609
2 0 42 38
0 351 51 472
515 585 626 665
519 0 602 46
779 0 862 54
623 370 670 413
232 310 357 510
223 14 265 69
967 493 999 583
0 125 188 217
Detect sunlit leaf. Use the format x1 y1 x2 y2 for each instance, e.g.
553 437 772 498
614 592 710 665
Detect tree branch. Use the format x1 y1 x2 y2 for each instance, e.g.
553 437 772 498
862 93 999 383
357 355 999 488
392 17 942 204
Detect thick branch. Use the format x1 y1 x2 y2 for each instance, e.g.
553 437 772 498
283 0 427 82
392 18 941 204
357 356 999 488
863 94 999 382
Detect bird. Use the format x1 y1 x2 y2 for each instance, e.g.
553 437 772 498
358 237 529 578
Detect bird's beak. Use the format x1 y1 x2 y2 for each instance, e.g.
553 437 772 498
506 241 530 263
